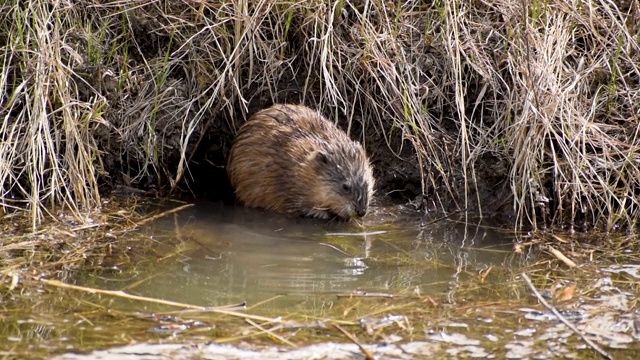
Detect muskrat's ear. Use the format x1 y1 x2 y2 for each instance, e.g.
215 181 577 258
316 151 330 164
306 150 330 164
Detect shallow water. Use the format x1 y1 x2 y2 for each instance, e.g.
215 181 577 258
6 201 640 359
80 201 516 314
0 201 526 358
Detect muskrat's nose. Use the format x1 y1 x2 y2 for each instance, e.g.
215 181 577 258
356 207 367 217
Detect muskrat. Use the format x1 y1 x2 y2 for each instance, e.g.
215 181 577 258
226 104 375 220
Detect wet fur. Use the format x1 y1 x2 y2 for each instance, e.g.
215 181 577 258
227 104 375 220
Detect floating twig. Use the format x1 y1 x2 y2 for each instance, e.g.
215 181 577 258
135 203 194 227
336 291 394 299
334 324 375 360
70 223 103 232
247 295 285 310
318 243 352 256
420 209 468 226
521 273 612 360
325 230 387 236
246 318 296 347
40 278 279 323
546 246 577 268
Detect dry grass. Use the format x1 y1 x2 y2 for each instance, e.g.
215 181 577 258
0 0 638 230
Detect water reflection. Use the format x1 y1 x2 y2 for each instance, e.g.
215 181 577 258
81 201 516 311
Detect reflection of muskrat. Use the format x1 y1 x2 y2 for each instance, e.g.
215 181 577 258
227 104 375 220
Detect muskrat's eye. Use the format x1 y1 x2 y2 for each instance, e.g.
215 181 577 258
342 183 351 192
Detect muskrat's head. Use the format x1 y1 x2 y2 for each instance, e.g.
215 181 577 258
305 141 375 220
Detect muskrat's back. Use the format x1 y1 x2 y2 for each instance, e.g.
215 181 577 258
227 104 374 220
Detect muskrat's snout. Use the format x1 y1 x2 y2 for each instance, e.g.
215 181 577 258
354 189 371 218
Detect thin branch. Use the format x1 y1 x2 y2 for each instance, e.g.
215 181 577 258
521 273 612 360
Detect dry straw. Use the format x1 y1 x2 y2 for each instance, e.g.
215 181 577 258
0 0 638 230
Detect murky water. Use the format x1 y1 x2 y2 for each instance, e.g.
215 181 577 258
6 201 640 359
80 201 516 314
0 201 527 359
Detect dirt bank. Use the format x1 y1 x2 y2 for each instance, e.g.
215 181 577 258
1 1 638 229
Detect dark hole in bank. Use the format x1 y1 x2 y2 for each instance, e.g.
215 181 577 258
106 97 426 208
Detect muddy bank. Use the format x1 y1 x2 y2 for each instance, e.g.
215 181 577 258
1 1 639 229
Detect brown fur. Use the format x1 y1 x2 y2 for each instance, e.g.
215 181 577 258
227 104 375 220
